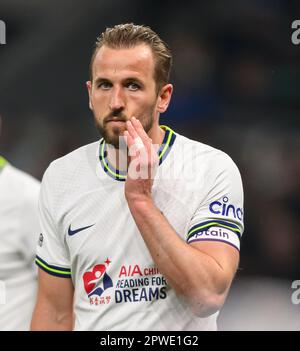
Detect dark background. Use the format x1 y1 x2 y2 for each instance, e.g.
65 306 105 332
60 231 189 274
1 0 300 329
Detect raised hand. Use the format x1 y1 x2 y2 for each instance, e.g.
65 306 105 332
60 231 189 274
123 117 159 203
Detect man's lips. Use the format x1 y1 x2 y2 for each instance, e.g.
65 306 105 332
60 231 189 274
106 120 126 129
105 117 127 124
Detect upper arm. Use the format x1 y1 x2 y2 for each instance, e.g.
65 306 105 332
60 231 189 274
35 165 71 277
186 153 243 295
37 268 74 310
190 240 239 291
31 269 74 330
187 153 244 254
31 166 73 330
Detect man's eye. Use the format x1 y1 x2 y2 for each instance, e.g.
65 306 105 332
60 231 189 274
98 82 111 89
127 83 140 91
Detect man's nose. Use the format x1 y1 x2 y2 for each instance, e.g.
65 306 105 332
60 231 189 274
109 87 125 111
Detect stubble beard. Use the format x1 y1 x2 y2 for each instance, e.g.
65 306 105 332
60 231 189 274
94 106 156 149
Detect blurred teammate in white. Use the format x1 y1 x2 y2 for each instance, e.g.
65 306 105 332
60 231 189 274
31 24 244 331
0 117 40 330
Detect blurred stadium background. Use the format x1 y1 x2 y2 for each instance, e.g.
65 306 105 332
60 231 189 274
1 0 299 330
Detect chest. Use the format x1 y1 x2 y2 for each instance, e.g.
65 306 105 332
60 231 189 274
61 180 194 276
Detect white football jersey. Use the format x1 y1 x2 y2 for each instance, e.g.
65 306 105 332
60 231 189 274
0 157 40 330
36 126 244 331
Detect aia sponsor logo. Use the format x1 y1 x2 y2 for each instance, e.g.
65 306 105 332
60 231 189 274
83 258 113 305
83 261 168 306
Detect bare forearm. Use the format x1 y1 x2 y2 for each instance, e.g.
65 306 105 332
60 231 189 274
127 198 230 312
124 118 237 316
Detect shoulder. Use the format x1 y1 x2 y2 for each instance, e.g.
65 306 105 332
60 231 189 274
174 133 241 178
43 140 99 184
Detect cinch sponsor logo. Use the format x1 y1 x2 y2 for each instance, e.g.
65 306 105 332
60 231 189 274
209 196 243 221
194 228 229 239
0 20 6 44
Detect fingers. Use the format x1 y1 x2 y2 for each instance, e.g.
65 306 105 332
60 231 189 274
123 130 134 149
131 117 151 144
126 117 152 151
126 118 139 140
124 117 159 180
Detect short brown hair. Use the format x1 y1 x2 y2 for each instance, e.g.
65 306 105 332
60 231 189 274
89 23 172 92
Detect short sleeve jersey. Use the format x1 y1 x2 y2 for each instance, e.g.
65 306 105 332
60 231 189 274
36 126 244 331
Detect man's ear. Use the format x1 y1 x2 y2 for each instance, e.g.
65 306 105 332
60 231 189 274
86 81 93 110
157 84 173 113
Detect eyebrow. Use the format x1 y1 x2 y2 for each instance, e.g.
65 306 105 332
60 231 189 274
94 77 110 85
94 76 144 86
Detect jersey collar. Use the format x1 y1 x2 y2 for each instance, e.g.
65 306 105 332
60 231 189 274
99 125 177 182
